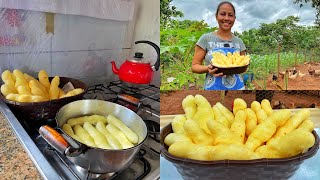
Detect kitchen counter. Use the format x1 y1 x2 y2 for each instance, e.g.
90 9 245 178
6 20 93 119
0 112 42 179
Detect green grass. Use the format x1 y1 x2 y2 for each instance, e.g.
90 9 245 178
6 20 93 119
161 51 319 90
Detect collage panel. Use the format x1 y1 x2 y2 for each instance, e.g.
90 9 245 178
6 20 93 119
0 0 319 179
160 90 320 179
160 0 320 91
0 1 161 180
160 0 320 178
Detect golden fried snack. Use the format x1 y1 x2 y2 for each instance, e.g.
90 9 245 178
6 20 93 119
184 119 214 146
238 55 250 66
23 73 37 82
49 76 60 100
107 114 138 144
1 84 17 96
60 88 84 98
6 94 19 101
95 121 122 149
171 115 187 134
182 95 197 120
267 109 313 144
73 124 97 147
193 107 214 134
250 101 261 112
187 144 216 161
13 69 29 88
211 52 250 67
67 115 108 127
194 94 212 109
106 124 134 149
16 94 31 102
169 141 216 161
28 78 48 97
245 108 257 136
83 122 111 149
233 98 247 115
38 70 51 91
62 124 83 143
269 109 291 127
215 102 235 123
1 70 15 87
164 133 193 146
268 129 315 158
212 105 230 128
230 110 246 143
209 144 259 160
168 141 196 159
245 119 277 151
2 70 14 81
3 78 15 90
256 109 268 124
16 94 46 102
29 80 49 99
17 85 32 95
207 118 242 145
255 145 281 158
261 99 273 116
298 119 314 132
30 95 47 102
273 109 310 138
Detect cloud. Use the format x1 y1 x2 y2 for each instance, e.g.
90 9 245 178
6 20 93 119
171 0 317 32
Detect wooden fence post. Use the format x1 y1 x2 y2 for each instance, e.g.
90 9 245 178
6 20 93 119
310 49 314 63
295 45 297 66
277 43 281 78
304 49 307 62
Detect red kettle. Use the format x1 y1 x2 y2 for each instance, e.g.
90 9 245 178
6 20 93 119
111 40 160 86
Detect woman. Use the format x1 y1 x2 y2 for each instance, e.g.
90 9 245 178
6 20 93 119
192 1 246 90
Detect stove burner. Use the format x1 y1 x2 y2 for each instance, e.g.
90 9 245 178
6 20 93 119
87 172 115 180
85 81 159 115
145 120 160 142
3 80 160 180
42 145 152 180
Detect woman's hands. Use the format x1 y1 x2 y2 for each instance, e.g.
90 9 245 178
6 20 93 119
207 64 223 77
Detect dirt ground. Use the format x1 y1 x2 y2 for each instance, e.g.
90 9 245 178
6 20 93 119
253 62 320 90
160 90 320 115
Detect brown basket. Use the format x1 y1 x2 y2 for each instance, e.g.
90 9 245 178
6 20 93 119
161 123 319 180
211 63 249 75
0 77 88 122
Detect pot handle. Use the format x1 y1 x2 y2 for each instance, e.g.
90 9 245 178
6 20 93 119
135 40 160 71
39 125 70 154
116 94 141 108
39 125 84 156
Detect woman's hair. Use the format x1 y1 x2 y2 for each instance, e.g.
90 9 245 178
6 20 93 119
215 1 236 16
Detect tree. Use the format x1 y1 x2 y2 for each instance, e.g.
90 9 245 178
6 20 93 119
160 0 184 29
294 0 320 26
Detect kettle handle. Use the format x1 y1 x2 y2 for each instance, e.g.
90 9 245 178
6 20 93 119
135 40 160 71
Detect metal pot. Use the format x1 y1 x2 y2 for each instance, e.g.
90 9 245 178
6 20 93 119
39 99 148 173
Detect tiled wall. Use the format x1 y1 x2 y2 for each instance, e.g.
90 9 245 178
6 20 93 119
0 0 161 86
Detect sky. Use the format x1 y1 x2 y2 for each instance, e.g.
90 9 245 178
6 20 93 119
171 0 317 32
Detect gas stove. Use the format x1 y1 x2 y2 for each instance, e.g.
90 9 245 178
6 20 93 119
0 80 160 180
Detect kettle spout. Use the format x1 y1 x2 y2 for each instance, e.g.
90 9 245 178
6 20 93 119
111 61 119 75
